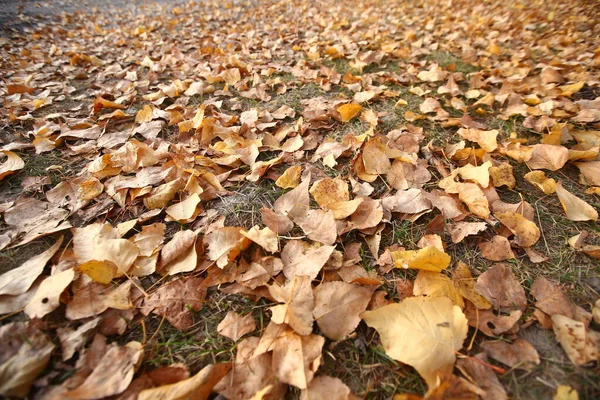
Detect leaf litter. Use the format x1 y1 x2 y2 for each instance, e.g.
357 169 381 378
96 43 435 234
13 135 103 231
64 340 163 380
0 0 599 398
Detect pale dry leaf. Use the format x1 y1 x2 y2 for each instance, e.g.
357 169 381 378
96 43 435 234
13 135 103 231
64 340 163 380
165 193 201 222
272 328 325 389
56 318 100 361
456 353 508 400
274 174 311 216
0 151 25 181
552 314 598 366
205 227 251 268
292 209 337 245
574 161 600 186
456 182 490 219
526 144 569 171
447 221 487 244
555 182 598 222
361 296 468 387
0 237 63 296
242 225 279 253
217 311 256 341
309 178 350 208
524 171 557 194
24 268 75 319
313 281 375 340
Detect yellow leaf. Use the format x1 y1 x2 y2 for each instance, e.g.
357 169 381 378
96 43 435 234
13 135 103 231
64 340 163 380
559 82 584 97
391 246 451 272
554 385 579 400
241 225 278 253
555 182 598 221
78 260 118 284
337 103 363 122
495 212 540 248
457 161 491 187
135 105 154 123
452 262 491 309
524 171 557 194
309 178 350 208
275 165 302 189
166 193 201 222
361 296 468 387
0 151 25 181
413 271 464 308
489 162 515 189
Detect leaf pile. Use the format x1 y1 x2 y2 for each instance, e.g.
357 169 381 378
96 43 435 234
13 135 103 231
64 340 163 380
0 0 599 398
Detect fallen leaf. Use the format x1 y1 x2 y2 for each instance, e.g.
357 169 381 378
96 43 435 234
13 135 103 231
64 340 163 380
313 281 375 340
552 314 598 366
217 311 256 341
447 221 487 243
165 193 201 222
0 237 63 296
457 128 499 152
309 178 350 208
0 322 55 397
574 161 600 186
242 225 279 253
206 227 251 268
337 103 363 122
24 268 75 319
390 246 451 272
452 262 491 309
275 165 302 189
526 144 569 171
300 375 353 400
0 151 25 181
413 271 464 308
274 174 311 216
281 240 335 280
554 385 579 400
456 353 508 400
478 235 516 261
524 171 557 194
480 339 540 370
292 208 337 245
271 328 324 389
64 342 142 399
138 363 232 400
361 296 468 387
495 211 540 247
56 318 100 361
141 277 206 331
78 260 117 284
457 162 491 188
269 276 315 336
456 182 490 219
555 182 598 221
475 263 527 311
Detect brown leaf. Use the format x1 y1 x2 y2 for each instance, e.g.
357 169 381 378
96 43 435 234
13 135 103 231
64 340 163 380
56 318 100 361
281 240 335 280
269 276 314 336
0 322 55 397
386 160 431 190
64 342 143 399
447 221 487 244
475 263 527 312
313 282 374 340
274 174 311 216
0 151 25 181
66 280 134 320
206 227 251 268
24 268 75 319
362 138 391 175
531 276 588 322
478 235 516 261
464 301 522 336
138 363 232 400
272 328 325 389
141 277 206 331
217 311 256 341
526 144 569 171
481 339 540 370
300 375 353 400
292 209 337 245
456 353 507 400
261 207 294 235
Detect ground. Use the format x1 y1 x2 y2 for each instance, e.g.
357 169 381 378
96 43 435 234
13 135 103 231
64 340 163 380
0 0 599 399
